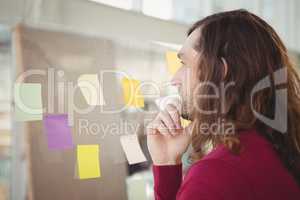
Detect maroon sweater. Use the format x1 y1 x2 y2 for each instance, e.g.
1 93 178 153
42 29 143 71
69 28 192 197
153 129 300 200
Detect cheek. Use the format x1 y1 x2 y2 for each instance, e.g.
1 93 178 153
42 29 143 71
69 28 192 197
190 68 200 98
181 67 194 96
185 67 195 88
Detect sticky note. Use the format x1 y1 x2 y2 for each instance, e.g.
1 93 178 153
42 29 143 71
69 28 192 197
14 83 43 121
181 118 191 128
121 78 144 108
166 51 182 75
77 145 101 179
120 134 147 165
43 114 73 150
78 74 105 106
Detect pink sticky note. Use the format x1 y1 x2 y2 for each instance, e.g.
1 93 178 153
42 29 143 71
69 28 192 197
43 114 73 150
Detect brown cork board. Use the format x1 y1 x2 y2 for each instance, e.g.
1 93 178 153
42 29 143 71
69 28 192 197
12 24 128 200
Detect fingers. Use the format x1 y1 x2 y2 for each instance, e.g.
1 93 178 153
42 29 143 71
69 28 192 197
157 121 172 136
147 114 172 136
158 111 176 135
147 105 182 136
165 104 182 130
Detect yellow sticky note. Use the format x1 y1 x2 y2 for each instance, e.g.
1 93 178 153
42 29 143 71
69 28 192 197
77 145 101 179
121 78 144 108
14 83 43 121
166 51 182 75
181 118 191 128
78 74 105 106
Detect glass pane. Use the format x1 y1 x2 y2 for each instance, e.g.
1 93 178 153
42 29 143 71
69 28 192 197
172 0 212 24
142 0 173 20
89 0 133 10
0 24 11 200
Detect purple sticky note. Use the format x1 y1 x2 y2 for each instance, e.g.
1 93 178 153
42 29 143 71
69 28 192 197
43 114 73 150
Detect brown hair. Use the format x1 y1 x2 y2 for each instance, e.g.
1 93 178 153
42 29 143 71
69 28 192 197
188 9 300 184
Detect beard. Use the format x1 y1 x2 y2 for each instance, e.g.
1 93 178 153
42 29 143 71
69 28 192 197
180 93 192 121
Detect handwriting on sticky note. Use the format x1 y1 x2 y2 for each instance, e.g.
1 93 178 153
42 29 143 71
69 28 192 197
121 78 144 108
166 51 182 75
78 74 105 106
14 83 43 121
43 114 73 150
77 145 101 179
120 134 147 165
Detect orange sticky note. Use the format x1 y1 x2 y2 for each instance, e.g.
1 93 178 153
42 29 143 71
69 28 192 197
166 51 182 75
121 78 144 108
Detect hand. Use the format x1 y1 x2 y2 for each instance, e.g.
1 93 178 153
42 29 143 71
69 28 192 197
146 104 192 165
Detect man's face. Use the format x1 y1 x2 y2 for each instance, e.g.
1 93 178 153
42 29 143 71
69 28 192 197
171 28 201 120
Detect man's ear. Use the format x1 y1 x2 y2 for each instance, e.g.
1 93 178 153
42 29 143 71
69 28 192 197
221 57 228 79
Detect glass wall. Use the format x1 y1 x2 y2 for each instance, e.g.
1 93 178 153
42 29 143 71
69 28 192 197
0 25 11 200
0 0 298 200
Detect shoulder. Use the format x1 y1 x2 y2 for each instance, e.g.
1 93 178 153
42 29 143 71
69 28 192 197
184 129 268 184
178 158 252 200
185 157 242 184
178 129 271 199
